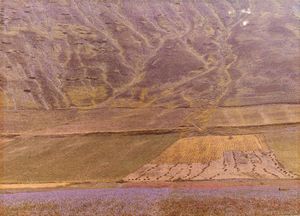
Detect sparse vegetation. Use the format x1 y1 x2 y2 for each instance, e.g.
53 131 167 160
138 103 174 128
158 195 300 216
1 133 178 183
0 0 299 215
152 135 267 164
66 85 108 107
207 104 300 128
1 187 299 216
264 131 300 175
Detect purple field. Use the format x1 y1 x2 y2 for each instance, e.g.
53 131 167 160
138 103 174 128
1 186 300 216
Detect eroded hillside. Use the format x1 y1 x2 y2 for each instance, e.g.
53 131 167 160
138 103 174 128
0 0 299 183
1 0 299 111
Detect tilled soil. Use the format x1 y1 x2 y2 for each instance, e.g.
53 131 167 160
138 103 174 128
125 150 298 182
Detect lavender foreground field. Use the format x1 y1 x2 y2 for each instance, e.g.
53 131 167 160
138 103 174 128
1 186 300 216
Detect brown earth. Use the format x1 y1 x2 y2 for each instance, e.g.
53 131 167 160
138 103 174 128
124 135 298 182
0 0 299 188
1 0 299 111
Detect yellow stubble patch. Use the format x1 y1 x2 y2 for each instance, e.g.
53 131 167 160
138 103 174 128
152 135 268 164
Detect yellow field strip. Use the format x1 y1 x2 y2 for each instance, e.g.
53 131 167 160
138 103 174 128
0 183 70 189
207 104 300 127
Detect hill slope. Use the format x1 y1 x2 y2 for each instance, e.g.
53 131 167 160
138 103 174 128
0 0 299 111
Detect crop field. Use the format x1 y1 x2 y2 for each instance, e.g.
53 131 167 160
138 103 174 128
125 150 297 182
125 135 298 182
2 109 78 134
0 0 299 214
152 135 268 164
206 104 300 128
263 131 300 175
1 107 194 135
1 186 300 216
0 133 178 183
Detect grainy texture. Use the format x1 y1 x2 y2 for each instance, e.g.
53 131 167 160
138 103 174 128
1 0 299 130
264 131 300 175
1 133 178 183
0 0 299 214
124 135 298 182
0 0 299 184
152 135 268 164
1 187 300 216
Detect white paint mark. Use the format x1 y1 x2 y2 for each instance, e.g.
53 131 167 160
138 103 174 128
242 20 249 26
241 8 251 14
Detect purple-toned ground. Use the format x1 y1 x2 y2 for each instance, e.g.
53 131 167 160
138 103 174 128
1 186 299 216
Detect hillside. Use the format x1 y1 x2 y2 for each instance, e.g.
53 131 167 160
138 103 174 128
1 0 299 111
0 0 299 184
